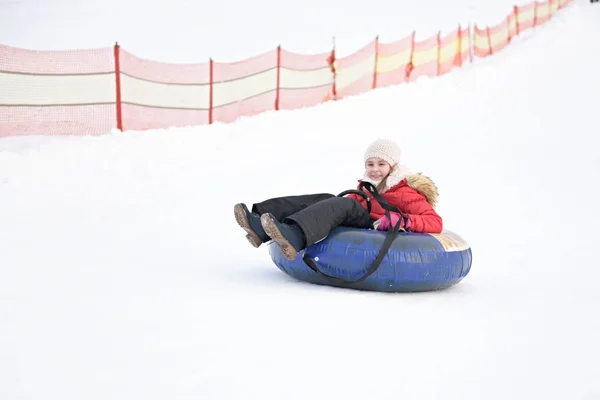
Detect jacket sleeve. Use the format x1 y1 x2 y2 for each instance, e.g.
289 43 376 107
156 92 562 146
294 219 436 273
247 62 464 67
389 187 443 233
347 192 367 207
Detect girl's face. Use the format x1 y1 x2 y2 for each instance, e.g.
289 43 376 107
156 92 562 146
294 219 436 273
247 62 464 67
365 157 391 181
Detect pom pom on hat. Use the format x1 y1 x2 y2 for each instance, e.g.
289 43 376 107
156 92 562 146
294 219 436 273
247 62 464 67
363 138 402 166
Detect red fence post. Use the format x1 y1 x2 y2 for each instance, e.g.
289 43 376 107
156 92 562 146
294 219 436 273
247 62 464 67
486 26 493 56
457 24 463 67
327 38 337 100
405 31 415 81
372 35 379 89
209 58 214 124
436 31 441 76
113 42 123 132
275 45 281 110
468 24 473 63
515 6 520 35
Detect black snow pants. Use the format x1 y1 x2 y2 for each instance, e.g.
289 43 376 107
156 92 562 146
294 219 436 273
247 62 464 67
252 193 374 246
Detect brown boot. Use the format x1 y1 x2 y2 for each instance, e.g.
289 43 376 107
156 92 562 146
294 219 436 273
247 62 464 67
234 203 270 248
260 213 306 260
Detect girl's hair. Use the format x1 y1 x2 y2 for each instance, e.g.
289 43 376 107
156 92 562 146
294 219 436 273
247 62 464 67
376 163 397 193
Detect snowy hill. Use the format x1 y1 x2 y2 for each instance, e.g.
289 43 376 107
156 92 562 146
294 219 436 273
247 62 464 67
1 1 599 399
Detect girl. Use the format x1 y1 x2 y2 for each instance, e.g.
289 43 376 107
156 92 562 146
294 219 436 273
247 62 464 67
234 138 443 260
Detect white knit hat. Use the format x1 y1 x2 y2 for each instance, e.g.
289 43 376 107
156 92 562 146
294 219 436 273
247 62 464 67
363 138 402 166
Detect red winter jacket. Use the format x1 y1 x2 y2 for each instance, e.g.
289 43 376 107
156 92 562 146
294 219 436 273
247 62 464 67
347 170 443 233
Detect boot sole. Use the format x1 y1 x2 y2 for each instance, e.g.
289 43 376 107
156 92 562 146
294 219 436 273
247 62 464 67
234 204 263 248
260 214 299 261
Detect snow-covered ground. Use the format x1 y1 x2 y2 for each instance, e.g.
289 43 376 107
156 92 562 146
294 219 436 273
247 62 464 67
2 0 531 61
1 1 600 399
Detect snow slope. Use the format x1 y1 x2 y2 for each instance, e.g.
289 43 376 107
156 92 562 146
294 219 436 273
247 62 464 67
2 0 530 61
1 1 600 399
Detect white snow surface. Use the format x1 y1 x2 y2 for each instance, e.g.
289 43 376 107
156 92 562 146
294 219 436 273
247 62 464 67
2 0 537 61
1 1 600 399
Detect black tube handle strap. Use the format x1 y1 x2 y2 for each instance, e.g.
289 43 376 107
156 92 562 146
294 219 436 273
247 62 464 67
337 189 372 214
302 181 407 286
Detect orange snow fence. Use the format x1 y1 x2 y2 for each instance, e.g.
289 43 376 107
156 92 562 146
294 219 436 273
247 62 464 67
0 46 116 137
0 0 574 137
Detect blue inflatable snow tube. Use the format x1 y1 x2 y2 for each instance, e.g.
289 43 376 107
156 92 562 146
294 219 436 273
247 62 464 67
268 227 472 292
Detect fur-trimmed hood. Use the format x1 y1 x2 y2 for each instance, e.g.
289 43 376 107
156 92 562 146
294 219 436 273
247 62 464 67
360 164 439 208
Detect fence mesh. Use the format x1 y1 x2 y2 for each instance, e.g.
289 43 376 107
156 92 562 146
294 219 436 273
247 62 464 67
212 49 278 123
0 0 573 137
0 44 116 137
279 48 333 110
118 49 210 131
